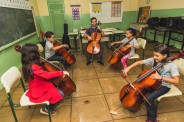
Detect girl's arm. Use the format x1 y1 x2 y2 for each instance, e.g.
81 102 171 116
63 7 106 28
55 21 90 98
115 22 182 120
111 41 123 46
123 60 145 76
32 64 65 80
132 45 140 49
150 73 180 84
51 44 67 51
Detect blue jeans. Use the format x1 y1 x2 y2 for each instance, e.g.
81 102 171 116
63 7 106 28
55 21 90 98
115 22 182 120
146 86 170 121
47 52 67 67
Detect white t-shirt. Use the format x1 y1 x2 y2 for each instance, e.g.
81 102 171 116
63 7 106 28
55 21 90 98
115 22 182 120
144 58 180 88
121 38 139 56
45 40 55 59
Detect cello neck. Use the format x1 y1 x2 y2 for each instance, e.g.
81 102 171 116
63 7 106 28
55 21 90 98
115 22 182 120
40 56 62 70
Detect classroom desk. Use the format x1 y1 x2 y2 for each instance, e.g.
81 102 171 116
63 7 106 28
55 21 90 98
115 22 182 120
80 28 125 43
130 23 148 32
68 32 79 52
112 30 125 41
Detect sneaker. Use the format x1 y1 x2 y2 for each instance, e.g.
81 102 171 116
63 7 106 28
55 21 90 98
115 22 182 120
86 60 92 65
97 61 104 66
40 107 56 116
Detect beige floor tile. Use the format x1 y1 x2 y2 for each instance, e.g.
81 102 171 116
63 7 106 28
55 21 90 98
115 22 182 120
105 93 146 120
114 110 184 122
0 88 8 107
157 97 184 113
0 106 34 122
95 67 121 79
72 61 93 70
176 85 184 103
73 68 97 81
114 116 146 122
73 78 103 97
99 76 126 94
3 87 24 107
71 95 112 122
31 99 71 122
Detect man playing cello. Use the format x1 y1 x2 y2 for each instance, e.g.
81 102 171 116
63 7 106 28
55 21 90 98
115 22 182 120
84 17 104 65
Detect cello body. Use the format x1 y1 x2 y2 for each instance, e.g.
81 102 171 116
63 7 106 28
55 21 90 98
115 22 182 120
53 40 76 65
108 44 131 66
119 70 161 112
87 32 101 54
41 60 76 96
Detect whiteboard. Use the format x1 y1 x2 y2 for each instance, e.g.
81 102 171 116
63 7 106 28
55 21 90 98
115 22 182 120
90 2 122 23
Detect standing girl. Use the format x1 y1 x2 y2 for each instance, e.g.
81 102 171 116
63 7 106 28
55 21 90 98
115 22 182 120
21 43 70 116
123 44 180 122
110 28 140 68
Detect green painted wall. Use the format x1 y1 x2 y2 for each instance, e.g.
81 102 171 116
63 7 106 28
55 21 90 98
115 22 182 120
64 11 138 32
0 34 39 89
144 8 184 49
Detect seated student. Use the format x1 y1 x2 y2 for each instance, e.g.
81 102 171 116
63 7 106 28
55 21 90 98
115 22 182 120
111 28 140 69
123 44 180 122
21 43 70 115
45 31 68 68
83 17 104 65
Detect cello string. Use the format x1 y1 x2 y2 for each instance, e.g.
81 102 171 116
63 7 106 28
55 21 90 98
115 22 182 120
123 77 151 105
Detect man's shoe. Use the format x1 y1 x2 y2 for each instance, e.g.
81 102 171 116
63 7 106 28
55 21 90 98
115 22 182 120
97 61 104 66
86 61 91 65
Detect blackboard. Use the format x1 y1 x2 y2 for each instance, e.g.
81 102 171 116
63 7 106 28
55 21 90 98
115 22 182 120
0 7 36 47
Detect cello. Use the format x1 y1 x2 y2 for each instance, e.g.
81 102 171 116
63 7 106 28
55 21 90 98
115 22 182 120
108 38 134 67
53 39 76 65
87 28 101 54
15 45 76 96
119 50 184 112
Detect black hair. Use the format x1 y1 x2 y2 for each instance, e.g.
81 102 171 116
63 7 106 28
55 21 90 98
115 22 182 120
126 28 137 36
21 43 40 82
154 44 169 58
45 31 54 38
153 44 170 66
90 17 97 22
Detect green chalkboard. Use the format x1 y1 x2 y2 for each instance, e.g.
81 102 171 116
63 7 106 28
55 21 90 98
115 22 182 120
0 7 36 47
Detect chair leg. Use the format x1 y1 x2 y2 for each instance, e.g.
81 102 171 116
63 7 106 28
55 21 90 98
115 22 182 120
47 105 52 122
155 100 159 113
20 78 26 92
142 50 145 71
7 93 18 122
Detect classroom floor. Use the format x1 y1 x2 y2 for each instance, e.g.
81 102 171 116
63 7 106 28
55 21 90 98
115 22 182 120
0 40 184 122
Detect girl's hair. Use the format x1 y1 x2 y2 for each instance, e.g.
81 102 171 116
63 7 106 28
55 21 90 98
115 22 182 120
21 43 40 82
126 28 137 36
154 44 169 57
153 44 169 64
45 31 54 38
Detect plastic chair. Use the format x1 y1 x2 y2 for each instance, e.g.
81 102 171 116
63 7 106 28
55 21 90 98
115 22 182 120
129 38 147 70
1 67 52 122
156 85 182 112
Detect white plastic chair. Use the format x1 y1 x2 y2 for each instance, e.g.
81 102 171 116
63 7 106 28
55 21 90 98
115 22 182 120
156 58 184 111
129 38 147 70
1 67 52 122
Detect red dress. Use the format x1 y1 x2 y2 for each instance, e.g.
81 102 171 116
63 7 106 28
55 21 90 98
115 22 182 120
26 64 63 104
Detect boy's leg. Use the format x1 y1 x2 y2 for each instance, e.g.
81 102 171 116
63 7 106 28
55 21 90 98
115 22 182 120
48 54 67 67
